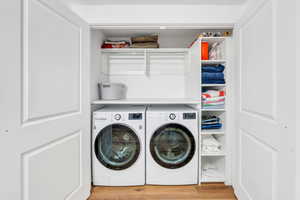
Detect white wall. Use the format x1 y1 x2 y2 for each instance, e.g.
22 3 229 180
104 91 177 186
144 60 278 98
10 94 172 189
90 30 105 101
70 4 245 26
296 0 300 199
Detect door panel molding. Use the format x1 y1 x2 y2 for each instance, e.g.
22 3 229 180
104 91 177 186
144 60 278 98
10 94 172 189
240 113 279 149
239 129 277 200
239 0 277 121
21 0 83 125
22 131 82 200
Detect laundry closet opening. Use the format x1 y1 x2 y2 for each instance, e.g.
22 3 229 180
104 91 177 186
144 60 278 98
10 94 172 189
90 26 236 188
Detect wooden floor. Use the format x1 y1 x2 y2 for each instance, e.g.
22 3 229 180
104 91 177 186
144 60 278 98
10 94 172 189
88 183 237 200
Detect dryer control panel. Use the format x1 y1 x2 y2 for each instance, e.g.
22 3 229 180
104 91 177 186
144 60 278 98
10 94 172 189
129 113 143 120
183 113 196 120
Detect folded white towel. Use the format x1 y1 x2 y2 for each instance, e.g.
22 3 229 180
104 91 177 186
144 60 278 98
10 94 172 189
202 96 225 101
202 145 221 153
202 135 221 147
202 135 222 153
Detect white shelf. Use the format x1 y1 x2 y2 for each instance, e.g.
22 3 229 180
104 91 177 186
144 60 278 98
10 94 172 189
201 152 226 156
201 108 226 112
201 60 226 64
201 176 225 183
201 129 225 135
201 84 226 87
200 37 227 42
92 98 201 105
101 48 189 53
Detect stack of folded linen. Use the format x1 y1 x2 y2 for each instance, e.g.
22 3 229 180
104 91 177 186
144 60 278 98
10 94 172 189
202 135 222 153
130 34 159 48
101 40 130 48
202 115 222 130
202 89 225 109
202 64 225 84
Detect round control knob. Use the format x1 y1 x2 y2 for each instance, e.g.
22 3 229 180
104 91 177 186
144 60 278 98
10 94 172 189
114 114 121 120
169 113 176 120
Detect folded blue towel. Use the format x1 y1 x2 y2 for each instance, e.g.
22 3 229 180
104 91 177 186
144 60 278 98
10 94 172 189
202 116 220 124
202 79 225 84
202 72 224 80
202 123 222 129
202 65 225 73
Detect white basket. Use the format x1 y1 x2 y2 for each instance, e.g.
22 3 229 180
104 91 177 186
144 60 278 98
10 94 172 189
98 82 127 100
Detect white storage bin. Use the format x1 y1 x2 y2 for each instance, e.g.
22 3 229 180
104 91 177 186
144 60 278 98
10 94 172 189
98 82 127 100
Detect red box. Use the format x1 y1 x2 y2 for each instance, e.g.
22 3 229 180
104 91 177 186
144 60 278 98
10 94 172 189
201 42 209 60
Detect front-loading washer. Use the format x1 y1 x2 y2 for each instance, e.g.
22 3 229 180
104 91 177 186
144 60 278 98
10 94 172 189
146 105 199 185
92 105 146 186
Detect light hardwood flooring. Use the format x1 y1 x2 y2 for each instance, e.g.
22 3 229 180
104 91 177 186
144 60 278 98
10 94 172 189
88 183 237 200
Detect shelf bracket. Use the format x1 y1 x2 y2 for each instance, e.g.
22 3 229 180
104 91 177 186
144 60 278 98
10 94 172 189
144 49 150 77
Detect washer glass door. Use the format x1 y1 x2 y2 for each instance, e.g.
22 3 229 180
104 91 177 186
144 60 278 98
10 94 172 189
94 124 140 170
150 123 195 169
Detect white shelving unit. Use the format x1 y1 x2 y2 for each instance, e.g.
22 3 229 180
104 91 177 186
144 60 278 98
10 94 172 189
199 37 227 184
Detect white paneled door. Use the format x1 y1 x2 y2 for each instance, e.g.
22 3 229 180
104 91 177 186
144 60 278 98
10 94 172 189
234 0 296 200
0 0 90 200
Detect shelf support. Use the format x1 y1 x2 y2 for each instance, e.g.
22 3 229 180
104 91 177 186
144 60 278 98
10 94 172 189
144 49 150 77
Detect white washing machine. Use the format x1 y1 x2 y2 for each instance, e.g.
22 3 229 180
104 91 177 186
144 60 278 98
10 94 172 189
92 105 146 186
146 105 199 185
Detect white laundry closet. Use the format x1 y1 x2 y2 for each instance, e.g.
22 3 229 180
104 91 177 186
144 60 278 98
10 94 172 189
0 0 297 200
90 28 235 185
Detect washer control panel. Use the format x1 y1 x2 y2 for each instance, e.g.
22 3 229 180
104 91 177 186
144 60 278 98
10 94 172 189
169 113 176 120
114 114 121 120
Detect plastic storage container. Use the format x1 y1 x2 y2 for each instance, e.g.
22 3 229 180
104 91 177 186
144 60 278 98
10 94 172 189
98 82 127 100
201 42 209 60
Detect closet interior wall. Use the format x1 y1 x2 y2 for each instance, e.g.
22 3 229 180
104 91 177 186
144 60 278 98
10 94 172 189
90 30 106 111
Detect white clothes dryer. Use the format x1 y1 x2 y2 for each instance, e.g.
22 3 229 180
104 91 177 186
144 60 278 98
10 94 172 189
146 105 199 185
92 105 146 186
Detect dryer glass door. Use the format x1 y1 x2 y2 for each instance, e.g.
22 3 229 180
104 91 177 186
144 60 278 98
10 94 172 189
150 123 195 169
94 124 140 170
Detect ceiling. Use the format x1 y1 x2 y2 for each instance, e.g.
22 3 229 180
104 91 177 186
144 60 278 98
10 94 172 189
63 0 247 6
